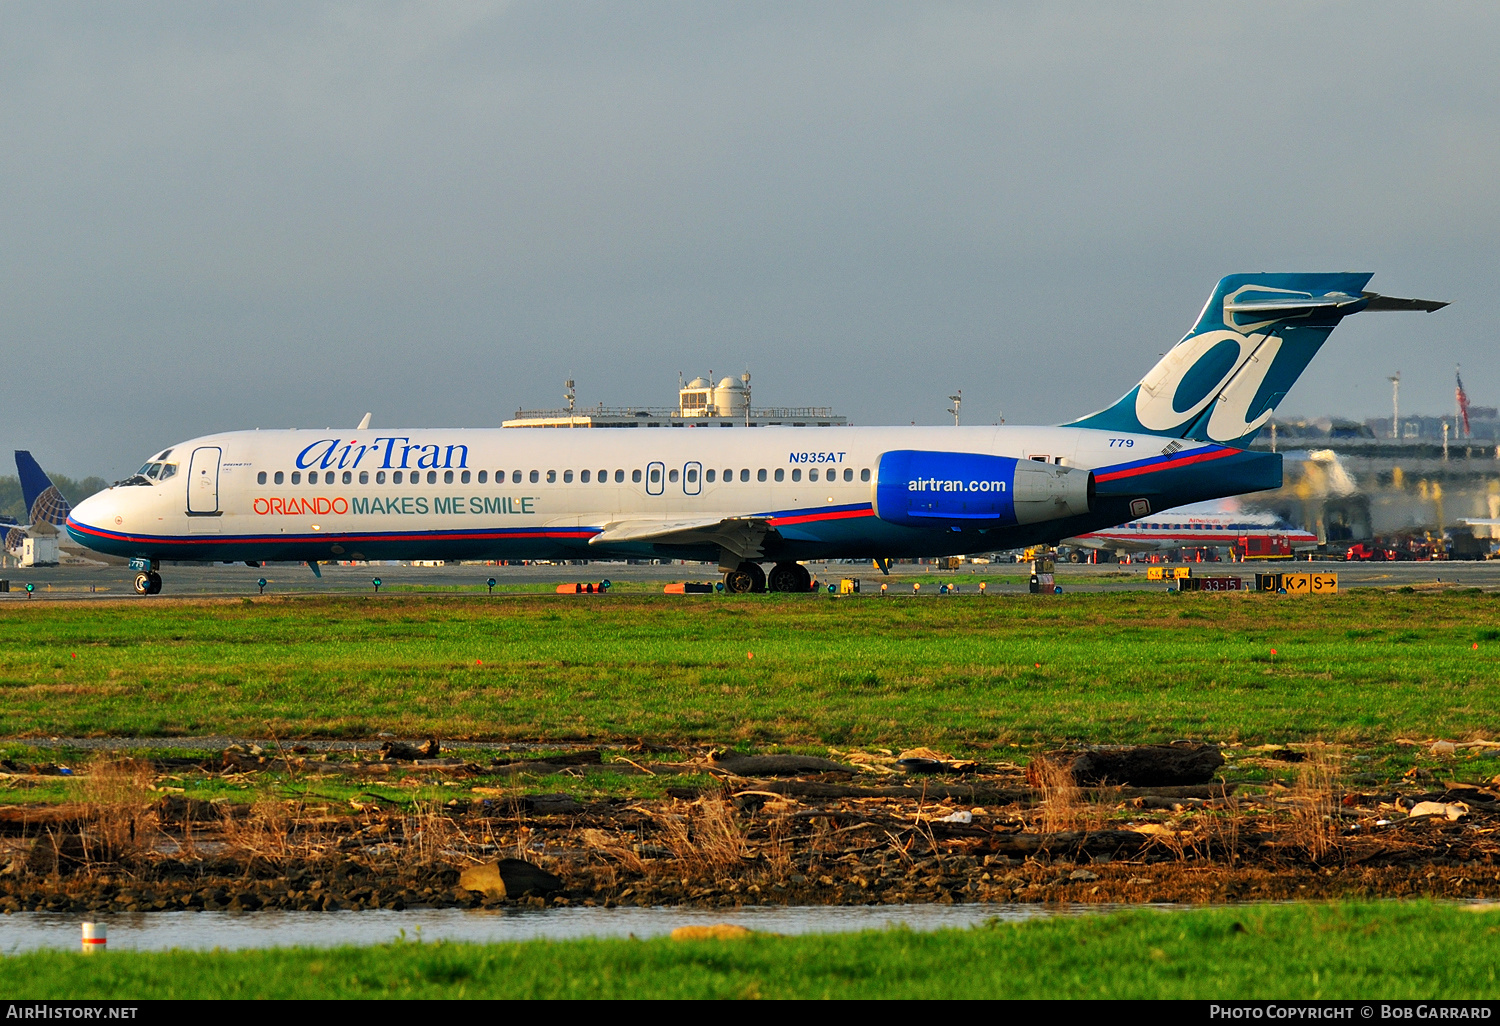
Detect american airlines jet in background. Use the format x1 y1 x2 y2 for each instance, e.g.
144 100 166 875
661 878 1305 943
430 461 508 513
66 273 1444 595
1063 501 1318 561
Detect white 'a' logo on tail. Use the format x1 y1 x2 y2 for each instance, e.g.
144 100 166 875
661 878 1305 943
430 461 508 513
1133 329 1276 436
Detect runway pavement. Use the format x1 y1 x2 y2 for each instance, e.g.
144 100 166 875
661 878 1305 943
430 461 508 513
1 556 1497 600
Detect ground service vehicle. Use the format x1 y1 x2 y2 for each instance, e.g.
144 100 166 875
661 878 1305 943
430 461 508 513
1236 535 1295 560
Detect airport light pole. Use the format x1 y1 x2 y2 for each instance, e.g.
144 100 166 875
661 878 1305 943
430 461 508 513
1389 373 1401 439
947 391 962 426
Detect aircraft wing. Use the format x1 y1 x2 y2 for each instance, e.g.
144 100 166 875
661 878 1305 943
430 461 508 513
1460 519 1500 527
587 516 775 562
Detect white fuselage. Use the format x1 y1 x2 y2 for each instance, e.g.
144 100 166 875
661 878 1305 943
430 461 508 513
67 423 1275 566
1067 510 1317 554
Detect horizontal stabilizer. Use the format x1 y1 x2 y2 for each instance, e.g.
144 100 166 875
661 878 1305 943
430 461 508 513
1360 293 1449 313
1223 293 1364 317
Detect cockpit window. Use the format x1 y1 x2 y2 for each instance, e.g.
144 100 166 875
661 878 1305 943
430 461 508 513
125 459 178 487
154 449 173 461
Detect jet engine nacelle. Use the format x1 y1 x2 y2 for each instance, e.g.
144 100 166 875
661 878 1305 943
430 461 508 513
873 450 1093 530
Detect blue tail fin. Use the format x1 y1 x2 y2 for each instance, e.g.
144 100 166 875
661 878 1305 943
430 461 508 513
1066 273 1442 447
15 451 72 527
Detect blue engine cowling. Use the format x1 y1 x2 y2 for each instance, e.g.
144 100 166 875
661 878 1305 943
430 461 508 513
874 450 1093 529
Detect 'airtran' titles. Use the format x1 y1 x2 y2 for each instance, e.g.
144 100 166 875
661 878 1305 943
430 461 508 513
295 438 470 471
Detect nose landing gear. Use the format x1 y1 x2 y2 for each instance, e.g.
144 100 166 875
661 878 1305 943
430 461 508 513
133 571 162 595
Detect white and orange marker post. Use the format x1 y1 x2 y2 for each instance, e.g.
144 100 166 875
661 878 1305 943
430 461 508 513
82 922 106 953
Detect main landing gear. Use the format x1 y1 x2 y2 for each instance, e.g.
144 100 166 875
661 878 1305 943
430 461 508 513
133 571 163 595
723 561 814 594
723 561 765 594
766 562 812 594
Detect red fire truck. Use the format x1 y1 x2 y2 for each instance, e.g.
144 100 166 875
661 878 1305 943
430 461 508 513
1235 535 1295 560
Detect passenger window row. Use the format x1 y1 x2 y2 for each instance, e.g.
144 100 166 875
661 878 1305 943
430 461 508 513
257 469 487 486
255 466 874 486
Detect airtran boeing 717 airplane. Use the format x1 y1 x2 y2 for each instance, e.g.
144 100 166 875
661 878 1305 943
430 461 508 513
67 273 1444 595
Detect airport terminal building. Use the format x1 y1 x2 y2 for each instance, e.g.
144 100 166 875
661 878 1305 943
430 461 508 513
504 374 847 430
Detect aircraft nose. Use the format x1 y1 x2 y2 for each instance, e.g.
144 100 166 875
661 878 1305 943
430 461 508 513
67 491 117 539
66 489 141 558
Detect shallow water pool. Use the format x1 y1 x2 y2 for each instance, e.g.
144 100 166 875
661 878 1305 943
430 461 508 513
0 902 1148 952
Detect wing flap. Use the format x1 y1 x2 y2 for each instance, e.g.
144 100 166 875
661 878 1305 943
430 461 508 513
588 516 775 560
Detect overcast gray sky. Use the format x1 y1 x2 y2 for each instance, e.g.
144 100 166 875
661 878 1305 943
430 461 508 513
2 1 1496 477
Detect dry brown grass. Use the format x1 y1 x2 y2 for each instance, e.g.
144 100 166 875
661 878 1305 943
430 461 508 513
1082 784 1123 833
380 800 466 867
655 796 746 867
218 798 298 862
762 813 795 875
578 827 646 874
77 756 157 865
1031 758 1082 834
212 795 471 868
805 814 837 857
1285 744 1343 861
398 801 439 862
1195 781 1244 865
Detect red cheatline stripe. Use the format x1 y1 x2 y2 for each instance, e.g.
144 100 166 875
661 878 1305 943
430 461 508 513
1093 447 1237 483
67 521 599 546
770 507 876 527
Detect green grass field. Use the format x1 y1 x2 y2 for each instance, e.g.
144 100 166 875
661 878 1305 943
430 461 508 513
4 597 1497 999
1 591 1497 747
5 902 1497 999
